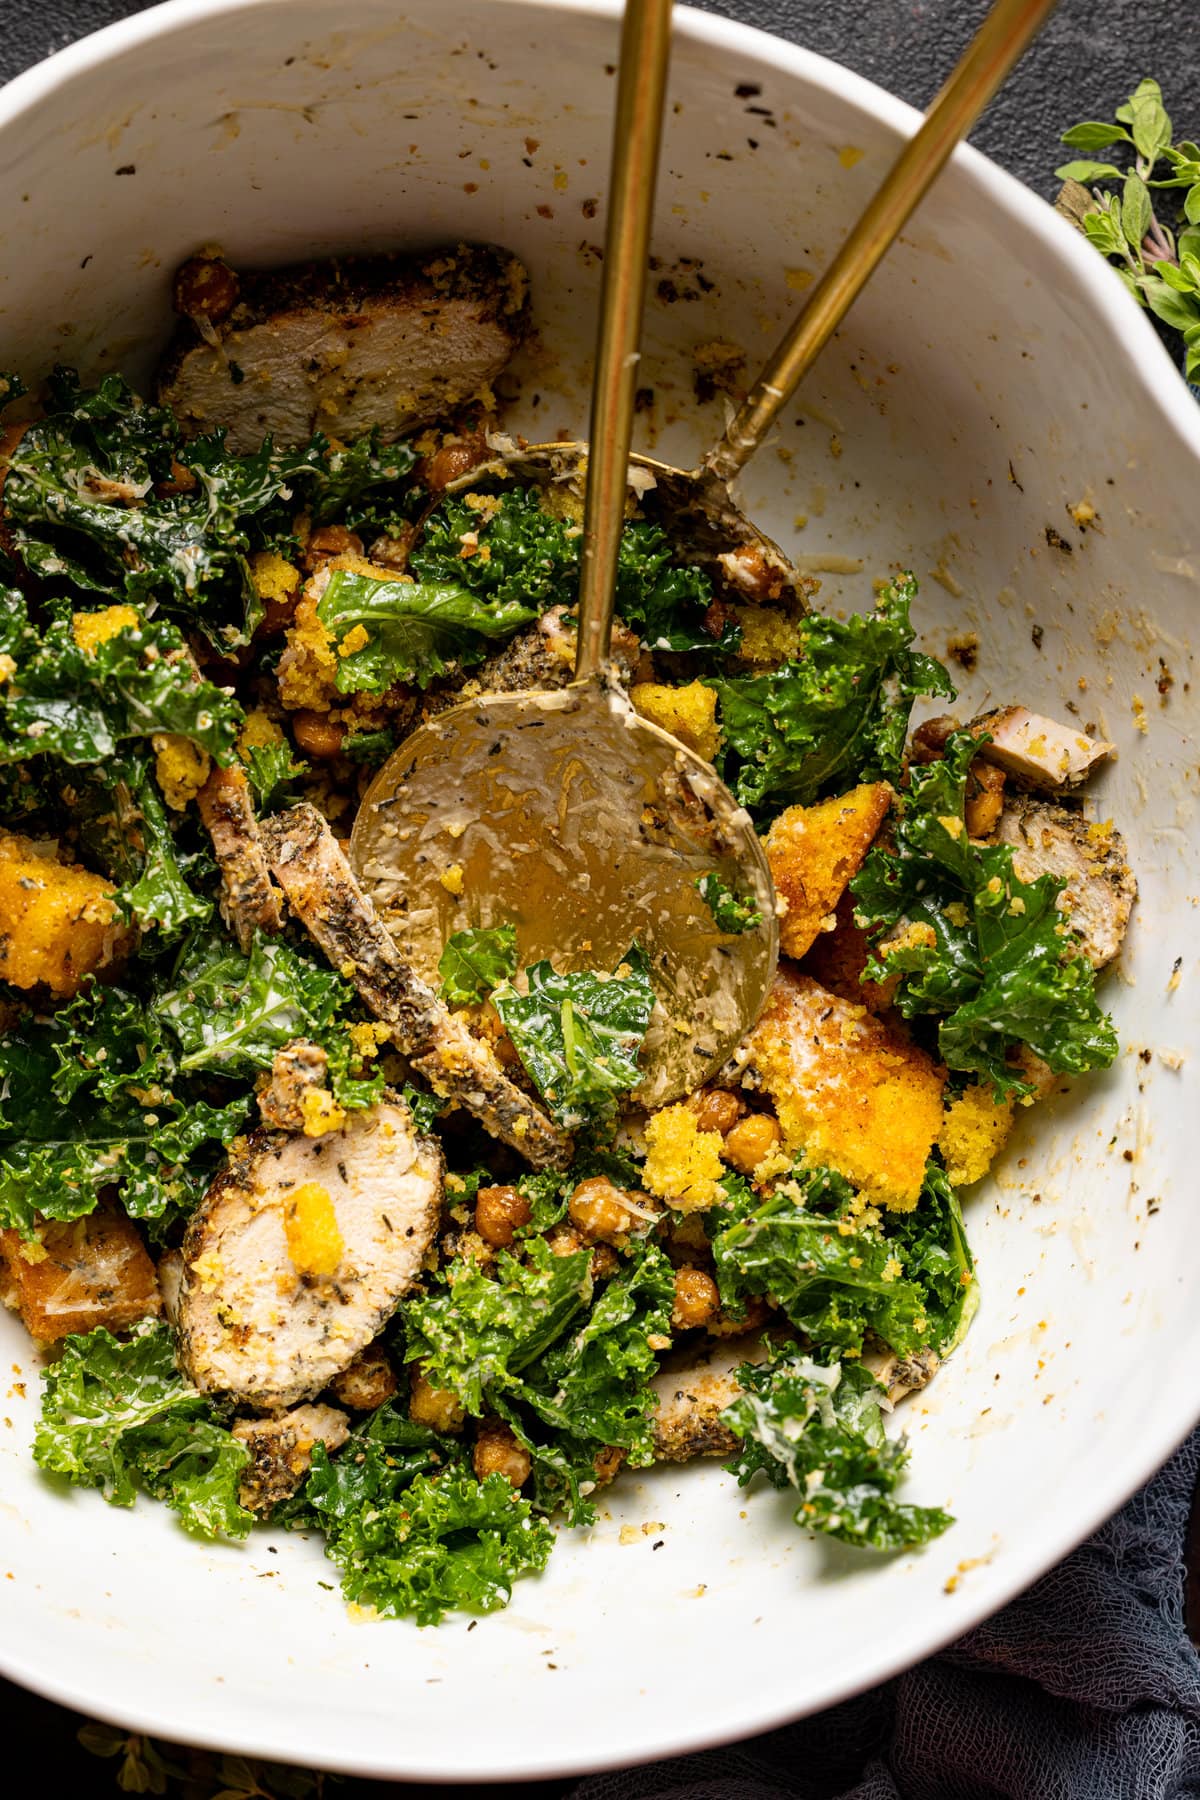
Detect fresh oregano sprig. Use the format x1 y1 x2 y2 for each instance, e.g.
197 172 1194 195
1055 78 1200 384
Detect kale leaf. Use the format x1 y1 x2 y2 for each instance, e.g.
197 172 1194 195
886 1164 978 1358
73 750 212 937
696 870 762 934
706 573 954 812
850 729 1118 1094
710 1166 934 1357
314 1466 554 1626
0 594 242 767
2 370 414 646
437 923 518 1006
316 569 538 693
491 944 655 1130
723 1354 952 1551
240 737 307 810
33 1323 253 1540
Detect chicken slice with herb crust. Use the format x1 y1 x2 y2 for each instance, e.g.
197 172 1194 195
176 1098 442 1409
158 244 530 453
233 1403 350 1514
195 764 282 950
650 1334 770 1463
260 804 571 1170
993 797 1135 969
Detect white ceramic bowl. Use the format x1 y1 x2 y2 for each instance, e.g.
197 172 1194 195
1 0 1198 1782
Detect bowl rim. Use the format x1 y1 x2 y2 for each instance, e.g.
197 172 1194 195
1 0 1199 1782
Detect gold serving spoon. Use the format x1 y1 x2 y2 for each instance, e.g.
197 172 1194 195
351 0 1059 1109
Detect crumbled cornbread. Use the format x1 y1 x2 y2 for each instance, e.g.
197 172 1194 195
71 604 140 655
743 968 945 1210
348 1020 392 1059
250 549 301 604
938 1083 1015 1186
238 709 287 756
766 782 892 959
152 731 212 811
440 862 465 896
283 1182 344 1277
300 1087 347 1138
277 590 339 711
0 829 126 998
642 1103 726 1212
337 623 370 658
630 681 722 764
731 605 805 665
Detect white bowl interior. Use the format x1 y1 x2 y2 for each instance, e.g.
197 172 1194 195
0 0 1198 1780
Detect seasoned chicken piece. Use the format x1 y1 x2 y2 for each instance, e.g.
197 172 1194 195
972 706 1113 791
0 1201 161 1342
195 765 282 951
0 829 131 998
257 1040 331 1134
261 804 571 1170
232 1403 350 1514
425 606 641 719
863 1345 940 1404
328 1339 399 1412
727 968 945 1211
651 1335 770 1463
158 244 530 454
176 1099 442 1408
993 798 1135 969
765 782 892 961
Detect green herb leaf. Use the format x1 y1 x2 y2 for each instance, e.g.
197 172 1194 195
317 569 538 694
723 1354 952 1551
438 923 519 1006
1060 122 1132 150
491 945 655 1129
695 870 762 934
34 1323 253 1540
1055 159 1128 184
1122 172 1153 246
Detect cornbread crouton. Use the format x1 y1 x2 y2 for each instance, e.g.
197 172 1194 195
642 1102 727 1212
0 1201 161 1341
151 732 212 811
736 967 945 1210
801 892 898 1014
71 604 140 655
0 829 128 998
730 604 806 666
766 782 892 960
938 1083 1015 1186
328 1340 399 1412
630 681 721 764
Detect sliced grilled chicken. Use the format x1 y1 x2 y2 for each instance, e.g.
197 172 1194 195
260 804 571 1170
176 1099 443 1408
232 1404 350 1514
862 1345 940 1405
994 797 1135 969
0 1201 161 1342
650 1334 770 1463
195 765 282 950
328 1339 399 1412
972 707 1113 791
158 244 530 454
257 1039 330 1133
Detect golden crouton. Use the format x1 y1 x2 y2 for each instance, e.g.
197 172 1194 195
0 1201 162 1342
152 732 212 811
328 1340 399 1411
0 830 129 998
801 892 897 1014
642 1102 727 1212
71 604 140 655
630 681 722 765
741 967 944 1210
766 783 892 960
938 1083 1015 1186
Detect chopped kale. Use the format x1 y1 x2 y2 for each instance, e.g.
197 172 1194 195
706 573 954 812
696 869 763 934
316 568 538 693
437 923 519 1007
850 729 1118 1094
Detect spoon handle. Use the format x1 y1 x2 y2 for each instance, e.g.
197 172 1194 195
703 0 1059 485
575 0 674 680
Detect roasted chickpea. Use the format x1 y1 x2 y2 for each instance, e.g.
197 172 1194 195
306 524 364 564
722 1112 782 1176
291 709 346 760
367 527 415 572
474 1182 531 1250
568 1175 638 1245
473 1417 531 1487
547 1223 585 1258
671 1265 721 1330
408 1366 464 1434
172 255 240 324
590 1243 620 1281
690 1087 743 1136
418 429 488 493
909 714 959 765
707 1294 770 1337
155 458 198 499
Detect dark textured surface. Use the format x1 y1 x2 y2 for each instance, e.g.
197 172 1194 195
0 1 1196 1795
1 0 1198 195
